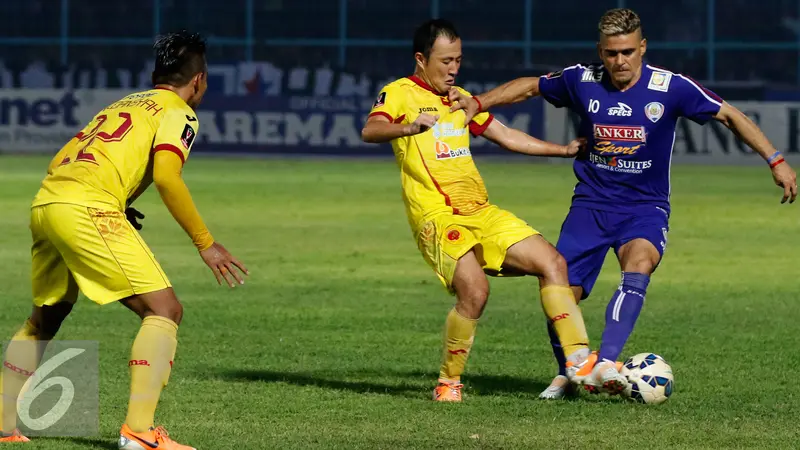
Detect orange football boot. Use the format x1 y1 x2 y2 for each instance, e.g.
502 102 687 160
118 424 195 450
0 429 29 443
432 381 463 402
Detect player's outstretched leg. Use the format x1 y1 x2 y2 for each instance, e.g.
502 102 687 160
118 288 194 450
0 301 74 442
590 239 659 395
502 236 592 391
434 250 488 402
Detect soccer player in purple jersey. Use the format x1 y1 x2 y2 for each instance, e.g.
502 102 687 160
449 8 797 398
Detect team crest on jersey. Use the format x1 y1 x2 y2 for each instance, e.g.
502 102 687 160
181 124 195 149
645 102 665 123
373 91 386 107
648 71 672 92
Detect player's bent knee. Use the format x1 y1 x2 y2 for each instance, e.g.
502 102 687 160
121 288 184 325
454 280 489 319
538 251 569 285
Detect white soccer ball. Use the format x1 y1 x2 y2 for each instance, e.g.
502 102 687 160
620 353 674 404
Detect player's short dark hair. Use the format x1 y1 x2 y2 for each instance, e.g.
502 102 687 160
598 8 642 37
413 19 460 59
151 30 207 86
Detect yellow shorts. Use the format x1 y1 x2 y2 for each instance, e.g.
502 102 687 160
30 203 171 306
415 205 539 292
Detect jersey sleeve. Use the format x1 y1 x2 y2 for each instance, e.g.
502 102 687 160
538 66 580 108
367 83 406 123
152 107 199 164
673 74 723 125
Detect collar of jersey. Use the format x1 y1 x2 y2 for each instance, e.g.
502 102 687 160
407 75 447 96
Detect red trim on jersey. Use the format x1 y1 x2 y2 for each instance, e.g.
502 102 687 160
394 114 406 123
407 75 436 93
469 114 494 137
681 74 724 103
368 111 394 122
152 143 186 164
74 131 84 140
417 149 458 214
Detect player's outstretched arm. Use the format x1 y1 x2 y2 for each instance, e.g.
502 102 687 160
481 119 585 157
448 77 541 123
361 113 439 143
714 102 798 203
152 151 249 286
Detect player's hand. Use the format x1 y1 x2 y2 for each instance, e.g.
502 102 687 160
125 208 145 230
448 88 480 124
406 113 439 136
771 161 797 204
199 242 249 287
564 138 588 158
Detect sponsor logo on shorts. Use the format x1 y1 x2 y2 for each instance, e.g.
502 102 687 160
128 360 151 367
551 313 570 322
447 230 461 241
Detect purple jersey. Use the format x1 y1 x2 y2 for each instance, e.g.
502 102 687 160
539 63 723 215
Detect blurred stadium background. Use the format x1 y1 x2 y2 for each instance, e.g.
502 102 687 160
2 0 800 162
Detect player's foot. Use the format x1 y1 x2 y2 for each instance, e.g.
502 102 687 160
0 429 30 442
584 359 628 395
538 374 576 400
119 424 196 450
432 380 463 402
565 350 598 386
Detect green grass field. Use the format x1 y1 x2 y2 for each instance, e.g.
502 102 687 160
0 155 798 449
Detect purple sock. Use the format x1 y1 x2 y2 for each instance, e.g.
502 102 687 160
546 320 567 376
598 272 649 362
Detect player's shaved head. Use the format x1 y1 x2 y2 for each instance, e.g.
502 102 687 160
598 8 642 38
151 30 207 87
413 19 459 60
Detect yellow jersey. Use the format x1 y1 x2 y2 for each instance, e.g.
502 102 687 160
32 88 200 212
368 76 495 228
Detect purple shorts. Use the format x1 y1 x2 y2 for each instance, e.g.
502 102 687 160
555 206 669 299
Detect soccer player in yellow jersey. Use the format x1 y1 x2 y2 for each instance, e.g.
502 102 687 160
362 19 594 402
0 32 247 448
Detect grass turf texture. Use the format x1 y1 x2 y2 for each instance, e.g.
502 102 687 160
0 155 798 449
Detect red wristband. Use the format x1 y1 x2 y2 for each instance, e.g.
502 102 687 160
472 96 483 113
770 158 786 169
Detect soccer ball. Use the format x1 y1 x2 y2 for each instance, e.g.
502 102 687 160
620 353 674 404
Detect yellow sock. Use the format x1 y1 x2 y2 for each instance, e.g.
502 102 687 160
438 308 478 383
540 286 589 357
124 316 178 433
1 320 49 434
